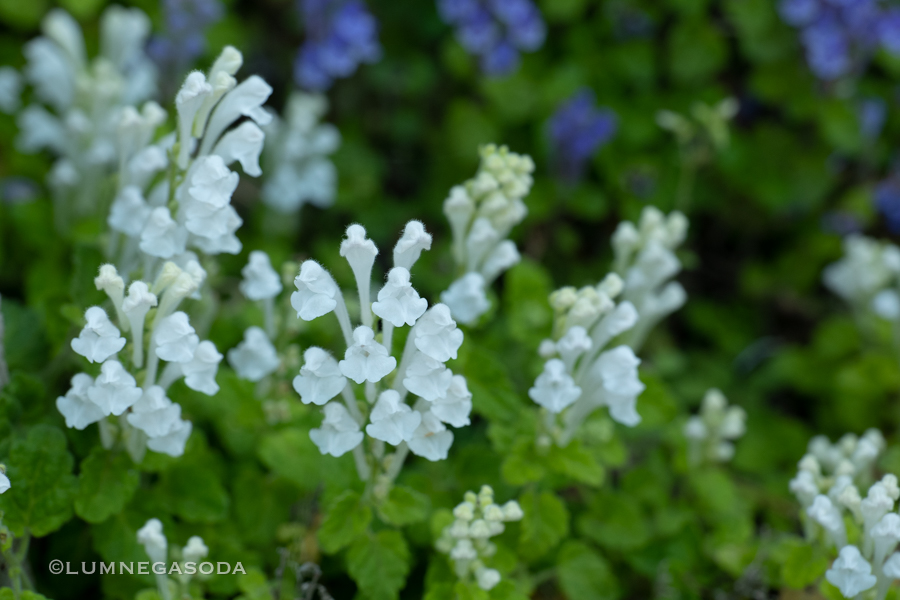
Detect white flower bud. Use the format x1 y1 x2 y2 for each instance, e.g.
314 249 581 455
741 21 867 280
501 500 523 521
183 536 209 564
453 501 475 521
475 567 501 591
393 220 432 270
199 75 273 156
137 519 167 564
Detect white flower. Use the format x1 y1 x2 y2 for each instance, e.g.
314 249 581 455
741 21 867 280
862 482 895 534
140 207 187 259
227 326 280 381
137 519 168 564
825 545 877 598
340 224 378 313
154 312 200 363
431 375 472 427
122 281 158 366
0 66 22 114
529 359 581 414
199 75 273 156
212 121 265 177
501 500 523 521
0 472 9 494
480 240 520 284
450 539 477 561
365 390 422 445
71 307 126 364
291 260 338 320
441 273 490 326
181 341 222 395
372 267 427 327
408 410 453 461
414 304 464 362
683 417 707 440
16 105 66 153
240 250 282 300
873 289 900 320
393 220 432 270
56 373 104 429
108 186 151 237
871 512 900 566
183 156 240 239
23 38 74 111
146 419 192 457
175 71 213 168
403 353 453 401
126 386 182 438
293 347 346 405
88 360 142 416
807 495 847 549
556 326 591 369
884 552 900 578
339 326 396 384
310 402 363 457
183 537 208 564
476 568 501 591
465 218 501 271
584 346 645 426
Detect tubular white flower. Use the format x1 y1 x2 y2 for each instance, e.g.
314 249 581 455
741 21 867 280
240 251 282 302
393 220 433 270
414 304 465 362
465 218 501 273
408 410 453 461
310 402 363 457
476 567 501 591
199 75 273 156
56 373 104 430
807 494 847 549
126 386 182 438
183 156 240 239
340 224 378 326
212 121 265 177
556 326 591 371
293 347 347 406
43 9 86 68
181 341 222 395
154 312 200 363
441 273 490 326
23 39 73 112
227 326 280 382
372 267 427 327
291 260 338 321
582 346 645 426
529 359 581 414
16 105 66 153
122 281 157 367
108 186 151 237
871 512 900 567
71 307 126 364
431 375 473 427
175 71 213 168
94 264 127 329
480 240 520 285
146 419 192 457
192 71 236 139
209 46 243 79
0 472 9 494
403 353 453 401
126 145 167 189
825 545 877 598
137 519 167 564
100 6 151 71
885 552 900 578
339 326 396 384
140 207 187 259
365 390 422 445
183 536 209 564
88 360 142 416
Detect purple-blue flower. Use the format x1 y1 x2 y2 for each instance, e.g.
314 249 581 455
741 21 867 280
858 98 886 141
294 0 381 91
548 89 617 182
436 0 545 77
148 0 224 77
876 177 900 234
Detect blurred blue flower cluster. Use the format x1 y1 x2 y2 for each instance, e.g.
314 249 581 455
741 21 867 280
436 0 546 76
547 89 617 182
294 0 381 91
148 0 223 77
876 177 900 234
778 0 900 80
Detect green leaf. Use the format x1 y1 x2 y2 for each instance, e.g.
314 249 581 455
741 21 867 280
347 530 411 600
160 463 229 523
781 542 829 589
577 491 650 552
518 490 569 561
318 490 372 554
377 485 430 526
501 440 546 486
0 425 77 537
547 442 605 486
556 541 620 600
75 449 139 523
235 567 275 600
0 590 51 600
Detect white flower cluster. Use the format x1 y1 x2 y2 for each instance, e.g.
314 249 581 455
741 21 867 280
529 273 645 446
10 7 157 217
683 388 746 465
611 206 688 351
435 486 523 591
261 92 340 213
138 518 209 593
787 430 900 599
57 263 222 459
227 250 282 382
108 45 272 271
441 145 534 326
824 234 900 321
292 222 472 471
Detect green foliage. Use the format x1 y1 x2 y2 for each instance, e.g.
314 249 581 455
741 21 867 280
347 530 411 600
318 490 372 554
518 490 569 561
75 449 139 524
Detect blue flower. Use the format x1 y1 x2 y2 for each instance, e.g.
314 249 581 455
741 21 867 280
148 0 224 77
858 98 886 141
548 89 617 182
436 0 545 77
876 178 900 234
294 0 381 91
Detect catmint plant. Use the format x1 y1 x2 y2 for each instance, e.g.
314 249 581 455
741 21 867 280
435 486 523 591
294 0 381 91
683 388 746 465
10 7 157 226
436 0 546 76
261 92 340 214
292 222 472 494
442 144 534 325
787 430 900 599
547 88 617 183
57 263 222 461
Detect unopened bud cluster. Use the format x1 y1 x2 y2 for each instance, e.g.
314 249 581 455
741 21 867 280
441 144 534 325
683 389 746 465
435 486 523 591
